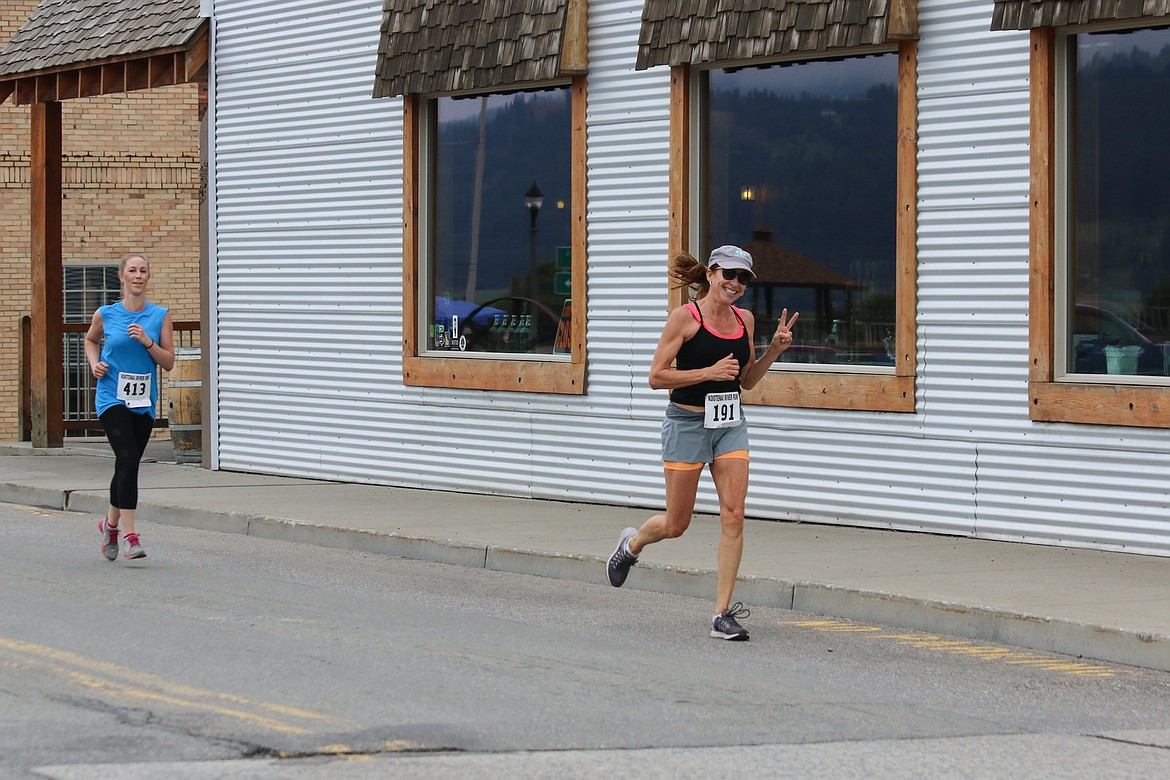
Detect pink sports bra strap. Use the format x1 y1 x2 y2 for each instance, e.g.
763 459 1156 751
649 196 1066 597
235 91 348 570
685 302 744 337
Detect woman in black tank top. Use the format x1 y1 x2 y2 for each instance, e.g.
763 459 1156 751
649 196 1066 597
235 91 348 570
606 246 799 641
669 302 751 408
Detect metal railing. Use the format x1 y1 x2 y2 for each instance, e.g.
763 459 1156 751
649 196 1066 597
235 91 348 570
20 316 200 439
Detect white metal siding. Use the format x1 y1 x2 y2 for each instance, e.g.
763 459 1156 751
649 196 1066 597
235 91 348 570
914 0 1170 550
212 0 404 479
208 0 1170 555
917 0 1034 448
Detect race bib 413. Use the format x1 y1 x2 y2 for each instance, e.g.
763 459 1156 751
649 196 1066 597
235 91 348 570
116 372 152 409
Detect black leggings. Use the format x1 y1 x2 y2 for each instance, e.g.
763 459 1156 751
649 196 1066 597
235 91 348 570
99 405 154 510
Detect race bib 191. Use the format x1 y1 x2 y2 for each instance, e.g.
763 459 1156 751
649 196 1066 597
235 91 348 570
704 391 742 429
116 372 152 408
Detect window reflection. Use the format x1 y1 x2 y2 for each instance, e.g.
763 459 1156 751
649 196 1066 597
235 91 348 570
429 89 572 355
1068 27 1170 378
705 54 899 367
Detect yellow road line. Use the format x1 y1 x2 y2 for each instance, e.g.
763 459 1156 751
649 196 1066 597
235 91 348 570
0 636 353 734
778 620 1141 678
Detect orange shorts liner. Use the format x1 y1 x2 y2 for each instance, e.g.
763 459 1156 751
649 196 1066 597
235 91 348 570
664 450 749 471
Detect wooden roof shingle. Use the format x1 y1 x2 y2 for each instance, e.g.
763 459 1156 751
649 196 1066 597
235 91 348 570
636 0 915 70
0 0 205 79
373 0 584 99
991 0 1170 29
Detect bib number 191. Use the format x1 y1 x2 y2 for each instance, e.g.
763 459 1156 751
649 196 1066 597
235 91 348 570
704 392 741 429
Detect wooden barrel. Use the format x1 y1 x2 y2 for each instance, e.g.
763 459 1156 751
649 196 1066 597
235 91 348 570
168 347 202 464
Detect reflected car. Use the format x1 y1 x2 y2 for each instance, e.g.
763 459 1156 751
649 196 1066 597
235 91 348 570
459 296 562 354
1072 304 1168 376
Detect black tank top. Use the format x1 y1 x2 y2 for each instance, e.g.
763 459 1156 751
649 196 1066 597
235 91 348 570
670 303 751 407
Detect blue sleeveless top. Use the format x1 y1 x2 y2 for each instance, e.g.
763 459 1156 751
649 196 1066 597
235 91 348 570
94 301 168 417
670 303 751 407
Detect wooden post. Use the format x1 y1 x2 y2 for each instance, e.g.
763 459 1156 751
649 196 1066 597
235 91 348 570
30 101 64 448
19 316 31 440
1029 27 1055 386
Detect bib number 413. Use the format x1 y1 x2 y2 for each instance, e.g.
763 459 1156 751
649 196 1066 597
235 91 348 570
116 372 152 409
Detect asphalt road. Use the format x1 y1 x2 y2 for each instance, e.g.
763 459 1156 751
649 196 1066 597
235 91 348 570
3 502 1170 779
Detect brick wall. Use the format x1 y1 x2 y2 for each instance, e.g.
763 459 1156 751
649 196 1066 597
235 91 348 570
1 0 202 441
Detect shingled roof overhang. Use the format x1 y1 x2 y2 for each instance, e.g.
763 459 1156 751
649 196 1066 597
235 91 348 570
0 0 208 106
991 0 1170 29
635 0 918 70
372 0 589 99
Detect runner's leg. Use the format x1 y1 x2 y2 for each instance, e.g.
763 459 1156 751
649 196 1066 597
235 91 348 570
709 455 749 614
628 466 702 555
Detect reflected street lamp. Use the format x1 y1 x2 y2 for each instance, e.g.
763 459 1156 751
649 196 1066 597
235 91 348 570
525 180 543 298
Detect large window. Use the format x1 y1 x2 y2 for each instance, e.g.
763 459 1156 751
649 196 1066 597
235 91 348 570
680 43 918 412
1029 23 1170 427
426 88 573 357
1059 26 1170 382
402 78 587 394
704 54 899 369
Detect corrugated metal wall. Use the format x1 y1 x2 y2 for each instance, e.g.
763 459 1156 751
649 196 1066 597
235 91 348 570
209 0 1170 555
212 0 404 479
913 0 1170 552
210 0 670 504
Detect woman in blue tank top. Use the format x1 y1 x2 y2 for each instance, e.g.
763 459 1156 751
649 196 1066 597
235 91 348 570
85 254 175 561
606 245 799 641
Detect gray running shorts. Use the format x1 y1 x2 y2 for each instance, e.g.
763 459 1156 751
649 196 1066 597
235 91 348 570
660 403 749 467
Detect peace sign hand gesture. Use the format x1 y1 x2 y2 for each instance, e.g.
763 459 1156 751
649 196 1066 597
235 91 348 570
769 308 799 353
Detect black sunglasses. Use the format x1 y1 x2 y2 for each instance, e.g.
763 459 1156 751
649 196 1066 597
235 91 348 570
714 267 752 285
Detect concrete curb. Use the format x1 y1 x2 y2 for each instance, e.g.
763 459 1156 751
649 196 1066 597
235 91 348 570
4 481 1168 673
2 484 65 510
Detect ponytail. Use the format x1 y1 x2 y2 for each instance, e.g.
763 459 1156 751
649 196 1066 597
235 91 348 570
667 251 710 301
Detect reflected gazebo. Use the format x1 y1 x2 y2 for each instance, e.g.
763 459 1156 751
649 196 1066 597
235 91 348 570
740 228 864 340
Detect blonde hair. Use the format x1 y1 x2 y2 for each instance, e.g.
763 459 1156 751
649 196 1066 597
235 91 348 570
668 250 710 301
120 253 149 273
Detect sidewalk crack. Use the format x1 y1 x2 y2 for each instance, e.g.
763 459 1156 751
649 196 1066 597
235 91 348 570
1093 734 1170 752
972 442 980 537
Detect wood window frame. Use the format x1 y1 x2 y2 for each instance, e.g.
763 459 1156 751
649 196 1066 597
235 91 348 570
401 77 588 394
1027 27 1170 428
669 42 919 413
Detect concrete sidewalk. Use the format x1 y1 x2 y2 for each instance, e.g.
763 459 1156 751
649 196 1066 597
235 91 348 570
3 440 1169 672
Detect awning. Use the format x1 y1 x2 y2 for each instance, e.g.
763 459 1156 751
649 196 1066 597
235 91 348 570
372 0 589 99
0 0 207 105
635 0 917 70
991 0 1170 30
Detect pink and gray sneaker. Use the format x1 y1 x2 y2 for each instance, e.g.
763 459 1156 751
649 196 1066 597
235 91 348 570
99 519 119 561
120 532 146 560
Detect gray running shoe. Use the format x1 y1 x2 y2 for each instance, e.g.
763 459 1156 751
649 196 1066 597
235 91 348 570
120 533 146 560
99 519 119 561
711 602 750 641
606 527 639 587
